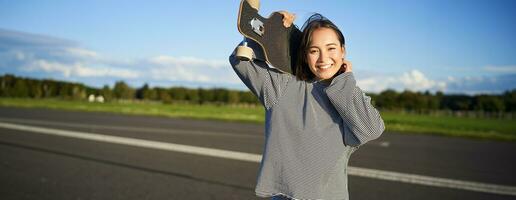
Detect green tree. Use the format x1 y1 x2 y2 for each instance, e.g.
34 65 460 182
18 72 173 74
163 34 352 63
41 80 57 98
101 85 113 101
154 87 172 103
186 89 200 103
239 91 259 104
113 81 134 99
376 89 399 110
399 90 418 111
135 83 149 100
503 89 516 112
13 78 29 97
213 88 229 103
198 88 214 104
0 74 15 97
28 80 43 98
144 87 158 100
170 87 187 101
227 90 240 104
474 95 505 112
74 84 87 100
441 95 473 110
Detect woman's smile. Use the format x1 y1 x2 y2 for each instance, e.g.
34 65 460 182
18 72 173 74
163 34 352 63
317 63 333 69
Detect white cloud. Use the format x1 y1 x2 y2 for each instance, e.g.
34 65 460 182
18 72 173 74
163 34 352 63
73 64 139 78
357 76 396 92
14 48 241 87
65 47 99 59
483 65 516 73
356 69 447 93
145 55 241 84
148 59 240 84
23 60 72 77
21 59 139 79
399 70 446 91
150 65 202 82
150 55 227 69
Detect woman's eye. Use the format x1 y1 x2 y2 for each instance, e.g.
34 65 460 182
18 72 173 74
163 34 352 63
309 50 319 54
328 47 336 51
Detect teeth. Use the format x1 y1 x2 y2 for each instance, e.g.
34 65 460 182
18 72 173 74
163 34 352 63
318 64 332 69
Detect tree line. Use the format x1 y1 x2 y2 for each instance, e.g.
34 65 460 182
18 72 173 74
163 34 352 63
0 74 259 105
1 74 515 113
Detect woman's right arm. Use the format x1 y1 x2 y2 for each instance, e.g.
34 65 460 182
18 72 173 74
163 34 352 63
229 40 292 109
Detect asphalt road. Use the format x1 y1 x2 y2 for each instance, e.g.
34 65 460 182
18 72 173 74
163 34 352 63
0 106 515 200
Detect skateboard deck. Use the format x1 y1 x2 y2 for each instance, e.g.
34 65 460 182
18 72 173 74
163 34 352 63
237 0 301 74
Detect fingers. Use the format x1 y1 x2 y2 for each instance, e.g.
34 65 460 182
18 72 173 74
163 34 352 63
278 11 295 28
342 59 353 72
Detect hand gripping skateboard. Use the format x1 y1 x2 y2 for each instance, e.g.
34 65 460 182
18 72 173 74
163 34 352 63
236 0 301 74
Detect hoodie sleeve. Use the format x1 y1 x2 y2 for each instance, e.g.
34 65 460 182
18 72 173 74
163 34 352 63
324 72 385 146
229 40 292 109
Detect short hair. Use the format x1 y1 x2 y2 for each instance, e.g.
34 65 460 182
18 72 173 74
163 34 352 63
295 14 345 81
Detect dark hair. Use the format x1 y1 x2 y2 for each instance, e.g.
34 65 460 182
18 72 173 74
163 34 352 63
295 14 345 81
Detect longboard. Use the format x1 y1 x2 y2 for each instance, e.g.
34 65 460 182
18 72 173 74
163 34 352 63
236 0 301 74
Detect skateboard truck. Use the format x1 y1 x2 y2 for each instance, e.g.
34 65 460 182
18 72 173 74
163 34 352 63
236 38 253 61
250 18 264 36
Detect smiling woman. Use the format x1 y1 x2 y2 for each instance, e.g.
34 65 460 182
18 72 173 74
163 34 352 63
230 12 385 200
295 14 349 82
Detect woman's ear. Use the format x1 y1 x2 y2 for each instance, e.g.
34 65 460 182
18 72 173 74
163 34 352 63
341 46 346 57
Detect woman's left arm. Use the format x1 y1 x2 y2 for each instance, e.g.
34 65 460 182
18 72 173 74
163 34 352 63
325 71 385 146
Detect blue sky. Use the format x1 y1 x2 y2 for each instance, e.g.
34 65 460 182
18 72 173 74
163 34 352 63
1 0 515 94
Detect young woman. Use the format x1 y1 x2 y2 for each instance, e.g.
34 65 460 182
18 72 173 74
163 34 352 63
229 13 385 200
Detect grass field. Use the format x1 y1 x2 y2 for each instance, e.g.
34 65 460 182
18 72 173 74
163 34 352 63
1 98 515 141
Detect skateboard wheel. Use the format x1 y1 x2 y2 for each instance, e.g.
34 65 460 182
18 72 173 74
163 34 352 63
245 0 260 10
236 45 253 61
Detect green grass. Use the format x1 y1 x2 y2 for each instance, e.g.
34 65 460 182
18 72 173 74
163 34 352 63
381 111 515 141
0 98 265 123
1 98 515 141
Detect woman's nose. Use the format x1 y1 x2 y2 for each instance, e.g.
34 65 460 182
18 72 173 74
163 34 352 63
318 50 328 62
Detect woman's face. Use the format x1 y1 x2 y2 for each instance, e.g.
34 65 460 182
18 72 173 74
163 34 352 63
306 27 345 81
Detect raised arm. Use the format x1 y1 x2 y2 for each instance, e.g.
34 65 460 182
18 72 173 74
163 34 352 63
229 40 292 109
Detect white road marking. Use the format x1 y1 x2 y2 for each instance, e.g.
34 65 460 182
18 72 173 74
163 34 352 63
0 117 382 147
0 117 261 139
0 122 261 163
366 140 390 148
349 167 516 196
0 121 515 196
379 141 390 147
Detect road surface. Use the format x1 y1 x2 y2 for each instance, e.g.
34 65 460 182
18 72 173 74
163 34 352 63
0 106 515 200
